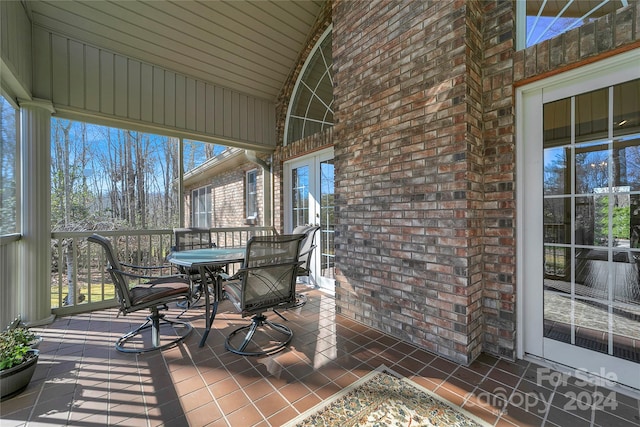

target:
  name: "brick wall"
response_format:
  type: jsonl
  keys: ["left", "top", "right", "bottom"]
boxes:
{"left": 184, "top": 162, "right": 264, "bottom": 228}
{"left": 481, "top": 0, "right": 517, "bottom": 360}
{"left": 275, "top": 0, "right": 640, "bottom": 365}
{"left": 330, "top": 0, "right": 640, "bottom": 365}
{"left": 332, "top": 0, "right": 488, "bottom": 364}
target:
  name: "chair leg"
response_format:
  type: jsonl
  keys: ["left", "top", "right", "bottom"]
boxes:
{"left": 116, "top": 308, "right": 193, "bottom": 353}
{"left": 225, "top": 314, "right": 293, "bottom": 356}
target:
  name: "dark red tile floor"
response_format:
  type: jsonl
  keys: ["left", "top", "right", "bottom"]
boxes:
{"left": 1, "top": 289, "right": 639, "bottom": 426}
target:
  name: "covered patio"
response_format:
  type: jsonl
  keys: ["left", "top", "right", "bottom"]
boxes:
{"left": 2, "top": 0, "right": 640, "bottom": 425}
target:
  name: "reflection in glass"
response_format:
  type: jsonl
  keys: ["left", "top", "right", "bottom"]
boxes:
{"left": 291, "top": 166, "right": 309, "bottom": 229}
{"left": 543, "top": 198, "right": 570, "bottom": 244}
{"left": 575, "top": 195, "right": 606, "bottom": 246}
{"left": 544, "top": 147, "right": 569, "bottom": 195}
{"left": 632, "top": 194, "right": 640, "bottom": 249}
{"left": 576, "top": 88, "right": 608, "bottom": 143}
{"left": 613, "top": 137, "right": 640, "bottom": 191}
{"left": 320, "top": 159, "right": 335, "bottom": 280}
{"left": 576, "top": 306, "right": 610, "bottom": 355}
{"left": 542, "top": 79, "right": 640, "bottom": 364}
{"left": 544, "top": 98, "right": 571, "bottom": 147}
{"left": 575, "top": 142, "right": 609, "bottom": 194}
{"left": 613, "top": 79, "right": 640, "bottom": 137}
{"left": 544, "top": 245, "right": 569, "bottom": 278}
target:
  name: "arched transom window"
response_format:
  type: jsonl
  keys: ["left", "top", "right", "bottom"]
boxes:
{"left": 284, "top": 26, "right": 333, "bottom": 145}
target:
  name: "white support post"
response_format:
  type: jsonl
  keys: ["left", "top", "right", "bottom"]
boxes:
{"left": 19, "top": 99, "right": 56, "bottom": 326}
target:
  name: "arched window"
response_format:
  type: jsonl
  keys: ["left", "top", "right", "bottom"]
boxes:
{"left": 284, "top": 26, "right": 333, "bottom": 145}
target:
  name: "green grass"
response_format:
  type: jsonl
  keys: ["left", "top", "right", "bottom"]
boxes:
{"left": 51, "top": 283, "right": 116, "bottom": 308}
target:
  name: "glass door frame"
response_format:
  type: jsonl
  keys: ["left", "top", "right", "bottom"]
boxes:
{"left": 517, "top": 49, "right": 640, "bottom": 390}
{"left": 284, "top": 147, "right": 335, "bottom": 292}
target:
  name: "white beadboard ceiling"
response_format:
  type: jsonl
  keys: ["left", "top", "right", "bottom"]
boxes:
{"left": 26, "top": 0, "right": 325, "bottom": 101}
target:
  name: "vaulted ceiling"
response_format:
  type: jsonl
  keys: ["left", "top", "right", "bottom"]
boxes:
{"left": 26, "top": 0, "right": 326, "bottom": 101}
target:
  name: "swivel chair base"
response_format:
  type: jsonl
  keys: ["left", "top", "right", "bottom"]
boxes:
{"left": 225, "top": 314, "right": 293, "bottom": 356}
{"left": 116, "top": 308, "right": 193, "bottom": 353}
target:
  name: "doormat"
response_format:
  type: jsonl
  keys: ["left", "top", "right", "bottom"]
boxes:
{"left": 284, "top": 365, "right": 491, "bottom": 427}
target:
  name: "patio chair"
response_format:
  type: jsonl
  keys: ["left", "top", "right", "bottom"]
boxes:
{"left": 88, "top": 234, "right": 193, "bottom": 353}
{"left": 224, "top": 234, "right": 305, "bottom": 356}
{"left": 291, "top": 224, "right": 321, "bottom": 307}
{"left": 172, "top": 227, "right": 215, "bottom": 251}
{"left": 292, "top": 224, "right": 321, "bottom": 279}
{"left": 172, "top": 228, "right": 217, "bottom": 307}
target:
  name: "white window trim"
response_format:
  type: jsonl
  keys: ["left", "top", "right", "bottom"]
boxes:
{"left": 246, "top": 169, "right": 258, "bottom": 221}
{"left": 191, "top": 185, "right": 212, "bottom": 228}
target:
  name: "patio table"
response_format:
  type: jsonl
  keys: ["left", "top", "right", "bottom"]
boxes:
{"left": 167, "top": 247, "right": 245, "bottom": 347}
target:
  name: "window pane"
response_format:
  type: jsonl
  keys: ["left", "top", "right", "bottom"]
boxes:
{"left": 576, "top": 88, "right": 609, "bottom": 143}
{"left": 523, "top": 1, "right": 619, "bottom": 48}
{"left": 575, "top": 142, "right": 609, "bottom": 194}
{"left": 0, "top": 96, "right": 18, "bottom": 234}
{"left": 613, "top": 79, "right": 640, "bottom": 137}
{"left": 612, "top": 137, "right": 640, "bottom": 191}
{"left": 246, "top": 171, "right": 257, "bottom": 218}
{"left": 544, "top": 98, "right": 571, "bottom": 147}
{"left": 543, "top": 198, "right": 570, "bottom": 244}
{"left": 191, "top": 186, "right": 211, "bottom": 228}
{"left": 291, "top": 166, "right": 309, "bottom": 228}
{"left": 544, "top": 146, "right": 570, "bottom": 195}
{"left": 285, "top": 29, "right": 333, "bottom": 145}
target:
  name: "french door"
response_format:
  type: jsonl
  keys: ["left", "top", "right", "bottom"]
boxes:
{"left": 284, "top": 148, "right": 335, "bottom": 292}
{"left": 519, "top": 51, "right": 640, "bottom": 390}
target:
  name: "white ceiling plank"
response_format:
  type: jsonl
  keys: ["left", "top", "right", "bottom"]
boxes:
{"left": 32, "top": 11, "right": 282, "bottom": 100}
{"left": 32, "top": 2, "right": 284, "bottom": 94}
{"left": 29, "top": 0, "right": 326, "bottom": 101}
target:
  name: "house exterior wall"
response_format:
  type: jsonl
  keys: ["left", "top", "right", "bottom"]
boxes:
{"left": 273, "top": 0, "right": 640, "bottom": 366}
{"left": 184, "top": 163, "right": 264, "bottom": 229}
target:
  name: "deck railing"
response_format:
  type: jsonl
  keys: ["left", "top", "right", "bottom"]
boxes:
{"left": 50, "top": 226, "right": 277, "bottom": 316}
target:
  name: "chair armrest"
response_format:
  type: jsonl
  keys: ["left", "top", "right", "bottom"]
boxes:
{"left": 111, "top": 267, "right": 188, "bottom": 282}
{"left": 120, "top": 262, "right": 180, "bottom": 275}
{"left": 298, "top": 244, "right": 317, "bottom": 258}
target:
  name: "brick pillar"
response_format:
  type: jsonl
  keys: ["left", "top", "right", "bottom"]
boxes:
{"left": 332, "top": 0, "right": 485, "bottom": 364}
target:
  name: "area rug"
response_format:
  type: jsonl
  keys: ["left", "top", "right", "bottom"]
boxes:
{"left": 284, "top": 365, "right": 491, "bottom": 427}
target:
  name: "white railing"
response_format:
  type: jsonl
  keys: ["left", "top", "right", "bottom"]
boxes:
{"left": 50, "top": 226, "right": 277, "bottom": 316}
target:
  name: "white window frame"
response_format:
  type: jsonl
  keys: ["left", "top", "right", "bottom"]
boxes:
{"left": 246, "top": 169, "right": 258, "bottom": 220}
{"left": 191, "top": 185, "right": 211, "bottom": 228}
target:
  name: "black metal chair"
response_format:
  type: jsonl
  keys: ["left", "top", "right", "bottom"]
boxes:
{"left": 172, "top": 228, "right": 217, "bottom": 308}
{"left": 224, "top": 234, "right": 305, "bottom": 356}
{"left": 88, "top": 234, "right": 193, "bottom": 353}
{"left": 173, "top": 227, "right": 215, "bottom": 251}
